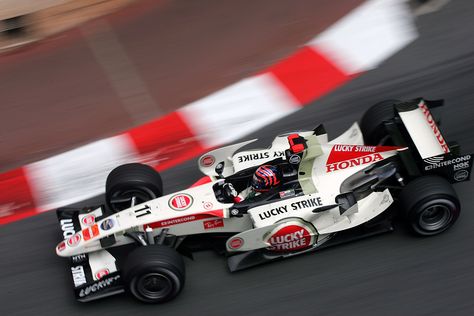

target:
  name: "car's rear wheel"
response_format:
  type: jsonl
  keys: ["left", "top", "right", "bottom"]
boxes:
{"left": 123, "top": 245, "right": 185, "bottom": 303}
{"left": 399, "top": 176, "right": 460, "bottom": 236}
{"left": 360, "top": 99, "right": 400, "bottom": 145}
{"left": 106, "top": 163, "right": 163, "bottom": 212}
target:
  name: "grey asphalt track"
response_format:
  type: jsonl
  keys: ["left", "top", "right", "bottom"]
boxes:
{"left": 1, "top": 1, "right": 474, "bottom": 315}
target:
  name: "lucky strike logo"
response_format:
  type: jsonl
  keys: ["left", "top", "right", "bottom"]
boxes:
{"left": 419, "top": 102, "right": 450, "bottom": 153}
{"left": 265, "top": 224, "right": 314, "bottom": 253}
{"left": 168, "top": 193, "right": 193, "bottom": 211}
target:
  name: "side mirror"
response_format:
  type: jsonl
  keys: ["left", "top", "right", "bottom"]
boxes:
{"left": 215, "top": 161, "right": 225, "bottom": 178}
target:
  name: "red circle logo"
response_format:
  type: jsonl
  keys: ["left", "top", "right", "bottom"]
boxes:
{"left": 200, "top": 155, "right": 215, "bottom": 167}
{"left": 95, "top": 268, "right": 110, "bottom": 280}
{"left": 229, "top": 237, "right": 244, "bottom": 249}
{"left": 81, "top": 214, "right": 95, "bottom": 226}
{"left": 169, "top": 193, "right": 193, "bottom": 211}
{"left": 266, "top": 224, "right": 313, "bottom": 253}
{"left": 57, "top": 241, "right": 66, "bottom": 252}
{"left": 67, "top": 233, "right": 81, "bottom": 247}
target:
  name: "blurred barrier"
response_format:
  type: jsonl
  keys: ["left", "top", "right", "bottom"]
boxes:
{"left": 0, "top": 0, "right": 134, "bottom": 52}
{"left": 0, "top": 0, "right": 417, "bottom": 225}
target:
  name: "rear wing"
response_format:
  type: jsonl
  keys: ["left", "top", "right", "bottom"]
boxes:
{"left": 397, "top": 99, "right": 449, "bottom": 159}
{"left": 386, "top": 99, "right": 472, "bottom": 183}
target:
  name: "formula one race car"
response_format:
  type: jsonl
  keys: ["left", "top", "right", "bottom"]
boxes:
{"left": 55, "top": 98, "right": 472, "bottom": 303}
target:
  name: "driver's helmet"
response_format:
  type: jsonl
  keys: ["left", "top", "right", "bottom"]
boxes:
{"left": 251, "top": 165, "right": 282, "bottom": 192}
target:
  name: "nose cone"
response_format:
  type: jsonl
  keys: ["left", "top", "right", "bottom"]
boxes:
{"left": 56, "top": 240, "right": 67, "bottom": 256}
{"left": 55, "top": 232, "right": 82, "bottom": 257}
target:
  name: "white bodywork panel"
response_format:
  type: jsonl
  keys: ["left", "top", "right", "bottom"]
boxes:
{"left": 198, "top": 139, "right": 258, "bottom": 177}
{"left": 329, "top": 122, "right": 364, "bottom": 145}
{"left": 78, "top": 207, "right": 103, "bottom": 230}
{"left": 318, "top": 190, "right": 393, "bottom": 234}
{"left": 57, "top": 182, "right": 248, "bottom": 257}
{"left": 198, "top": 130, "right": 328, "bottom": 177}
{"left": 312, "top": 144, "right": 401, "bottom": 196}
{"left": 88, "top": 250, "right": 118, "bottom": 281}
{"left": 249, "top": 193, "right": 332, "bottom": 228}
{"left": 227, "top": 189, "right": 393, "bottom": 252}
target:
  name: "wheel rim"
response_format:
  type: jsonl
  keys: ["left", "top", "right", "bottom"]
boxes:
{"left": 109, "top": 187, "right": 156, "bottom": 211}
{"left": 418, "top": 200, "right": 455, "bottom": 232}
{"left": 136, "top": 273, "right": 173, "bottom": 300}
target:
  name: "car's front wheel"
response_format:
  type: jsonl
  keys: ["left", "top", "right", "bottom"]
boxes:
{"left": 106, "top": 163, "right": 163, "bottom": 212}
{"left": 123, "top": 245, "right": 185, "bottom": 303}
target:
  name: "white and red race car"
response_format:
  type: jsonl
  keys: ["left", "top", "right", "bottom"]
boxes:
{"left": 55, "top": 98, "right": 472, "bottom": 303}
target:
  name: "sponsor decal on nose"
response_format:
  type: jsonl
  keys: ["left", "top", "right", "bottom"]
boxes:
{"left": 57, "top": 241, "right": 66, "bottom": 252}
{"left": 82, "top": 224, "right": 99, "bottom": 241}
{"left": 100, "top": 218, "right": 115, "bottom": 231}
{"left": 169, "top": 193, "right": 193, "bottom": 211}
{"left": 67, "top": 233, "right": 81, "bottom": 247}
{"left": 203, "top": 201, "right": 213, "bottom": 210}
{"left": 81, "top": 214, "right": 95, "bottom": 226}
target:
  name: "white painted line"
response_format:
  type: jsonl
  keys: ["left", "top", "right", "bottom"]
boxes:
{"left": 25, "top": 135, "right": 138, "bottom": 210}
{"left": 310, "top": 0, "right": 418, "bottom": 75}
{"left": 179, "top": 73, "right": 299, "bottom": 147}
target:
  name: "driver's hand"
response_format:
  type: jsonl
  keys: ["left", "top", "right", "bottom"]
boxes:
{"left": 223, "top": 183, "right": 238, "bottom": 198}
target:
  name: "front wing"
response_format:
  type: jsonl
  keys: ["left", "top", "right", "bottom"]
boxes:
{"left": 57, "top": 207, "right": 125, "bottom": 302}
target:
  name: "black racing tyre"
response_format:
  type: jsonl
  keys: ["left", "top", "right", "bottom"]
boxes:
{"left": 106, "top": 163, "right": 163, "bottom": 212}
{"left": 399, "top": 176, "right": 460, "bottom": 236}
{"left": 123, "top": 245, "right": 185, "bottom": 304}
{"left": 360, "top": 99, "right": 400, "bottom": 145}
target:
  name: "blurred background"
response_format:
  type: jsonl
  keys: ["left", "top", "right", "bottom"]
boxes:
{"left": 1, "top": 0, "right": 474, "bottom": 315}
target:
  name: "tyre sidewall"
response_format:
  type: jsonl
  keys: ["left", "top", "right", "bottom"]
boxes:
{"left": 128, "top": 264, "right": 183, "bottom": 303}
{"left": 106, "top": 181, "right": 162, "bottom": 212}
{"left": 106, "top": 163, "right": 163, "bottom": 212}
{"left": 123, "top": 246, "right": 185, "bottom": 303}
{"left": 408, "top": 194, "right": 460, "bottom": 236}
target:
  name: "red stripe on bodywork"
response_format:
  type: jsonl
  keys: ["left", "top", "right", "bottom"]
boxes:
{"left": 147, "top": 209, "right": 224, "bottom": 229}
{"left": 326, "top": 145, "right": 404, "bottom": 165}
{"left": 189, "top": 176, "right": 212, "bottom": 188}
{"left": 267, "top": 46, "right": 351, "bottom": 105}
